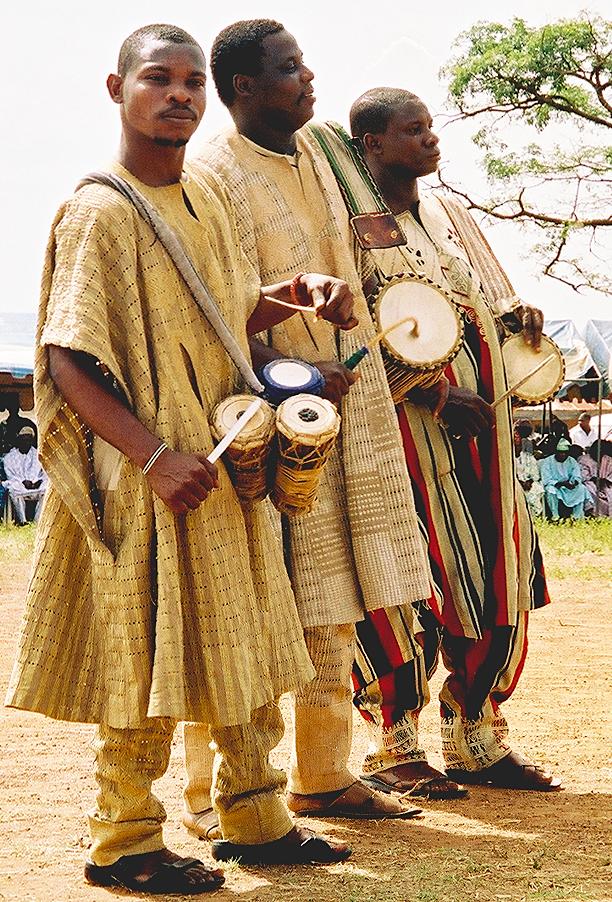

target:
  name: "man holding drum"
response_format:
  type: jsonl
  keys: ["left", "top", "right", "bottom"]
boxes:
{"left": 184, "top": 19, "right": 430, "bottom": 826}
{"left": 346, "top": 87, "right": 562, "bottom": 794}
{"left": 6, "top": 24, "right": 364, "bottom": 892}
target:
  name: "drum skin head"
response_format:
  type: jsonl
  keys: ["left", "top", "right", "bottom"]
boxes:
{"left": 501, "top": 334, "right": 565, "bottom": 404}
{"left": 374, "top": 275, "right": 463, "bottom": 367}
{"left": 210, "top": 394, "right": 275, "bottom": 444}
{"left": 266, "top": 359, "right": 317, "bottom": 389}
{"left": 276, "top": 394, "right": 340, "bottom": 441}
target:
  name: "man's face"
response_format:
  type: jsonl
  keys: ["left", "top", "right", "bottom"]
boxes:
{"left": 246, "top": 30, "right": 315, "bottom": 132}
{"left": 556, "top": 451, "right": 569, "bottom": 462}
{"left": 16, "top": 436, "right": 33, "bottom": 453}
{"left": 580, "top": 417, "right": 591, "bottom": 432}
{"left": 111, "top": 39, "right": 207, "bottom": 147}
{"left": 378, "top": 102, "right": 440, "bottom": 177}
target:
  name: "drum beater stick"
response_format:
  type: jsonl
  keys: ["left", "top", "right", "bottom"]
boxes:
{"left": 207, "top": 397, "right": 263, "bottom": 464}
{"left": 491, "top": 353, "right": 556, "bottom": 410}
{"left": 342, "top": 315, "right": 419, "bottom": 370}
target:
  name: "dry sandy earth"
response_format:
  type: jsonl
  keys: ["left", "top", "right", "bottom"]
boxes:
{"left": 0, "top": 534, "right": 610, "bottom": 902}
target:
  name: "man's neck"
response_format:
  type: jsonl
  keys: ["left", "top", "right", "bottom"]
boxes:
{"left": 232, "top": 110, "right": 297, "bottom": 156}
{"left": 117, "top": 136, "right": 186, "bottom": 187}
{"left": 367, "top": 162, "right": 420, "bottom": 216}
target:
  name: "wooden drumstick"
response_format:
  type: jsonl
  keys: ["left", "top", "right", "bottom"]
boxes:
{"left": 343, "top": 315, "right": 419, "bottom": 370}
{"left": 491, "top": 352, "right": 557, "bottom": 410}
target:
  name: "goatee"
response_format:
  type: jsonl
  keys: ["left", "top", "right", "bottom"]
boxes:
{"left": 153, "top": 137, "right": 188, "bottom": 148}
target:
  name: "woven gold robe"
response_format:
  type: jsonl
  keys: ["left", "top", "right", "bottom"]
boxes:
{"left": 191, "top": 129, "right": 429, "bottom": 638}
{"left": 6, "top": 164, "right": 314, "bottom": 729}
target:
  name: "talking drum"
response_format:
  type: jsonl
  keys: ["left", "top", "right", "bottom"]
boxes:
{"left": 500, "top": 334, "right": 565, "bottom": 405}
{"left": 210, "top": 394, "right": 276, "bottom": 505}
{"left": 369, "top": 274, "right": 464, "bottom": 402}
{"left": 272, "top": 394, "right": 341, "bottom": 517}
{"left": 261, "top": 358, "right": 325, "bottom": 406}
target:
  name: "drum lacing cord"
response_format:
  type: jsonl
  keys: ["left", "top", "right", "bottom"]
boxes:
{"left": 272, "top": 435, "right": 337, "bottom": 515}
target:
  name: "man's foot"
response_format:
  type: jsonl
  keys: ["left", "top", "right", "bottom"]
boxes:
{"left": 84, "top": 848, "right": 225, "bottom": 894}
{"left": 446, "top": 750, "right": 563, "bottom": 791}
{"left": 183, "top": 807, "right": 222, "bottom": 841}
{"left": 287, "top": 779, "right": 422, "bottom": 819}
{"left": 361, "top": 762, "right": 468, "bottom": 800}
{"left": 211, "top": 825, "right": 351, "bottom": 865}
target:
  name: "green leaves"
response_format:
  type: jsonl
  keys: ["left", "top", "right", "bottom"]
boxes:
{"left": 440, "top": 14, "right": 612, "bottom": 293}
{"left": 445, "top": 16, "right": 612, "bottom": 128}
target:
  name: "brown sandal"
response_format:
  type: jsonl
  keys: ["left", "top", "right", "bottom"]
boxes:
{"left": 84, "top": 849, "right": 225, "bottom": 894}
{"left": 446, "top": 751, "right": 563, "bottom": 791}
{"left": 287, "top": 779, "right": 422, "bottom": 819}
{"left": 361, "top": 762, "right": 468, "bottom": 800}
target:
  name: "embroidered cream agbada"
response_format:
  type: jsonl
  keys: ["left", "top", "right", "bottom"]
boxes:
{"left": 192, "top": 128, "right": 430, "bottom": 636}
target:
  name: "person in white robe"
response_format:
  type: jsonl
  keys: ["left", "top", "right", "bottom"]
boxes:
{"left": 2, "top": 426, "right": 47, "bottom": 524}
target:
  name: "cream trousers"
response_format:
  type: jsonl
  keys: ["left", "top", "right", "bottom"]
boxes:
{"left": 183, "top": 623, "right": 356, "bottom": 813}
{"left": 89, "top": 704, "right": 293, "bottom": 866}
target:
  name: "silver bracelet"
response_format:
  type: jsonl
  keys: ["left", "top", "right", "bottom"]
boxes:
{"left": 142, "top": 442, "right": 169, "bottom": 475}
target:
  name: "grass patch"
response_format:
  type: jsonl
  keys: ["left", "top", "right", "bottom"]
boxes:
{"left": 535, "top": 518, "right": 612, "bottom": 580}
{"left": 535, "top": 517, "right": 612, "bottom": 556}
{"left": 0, "top": 522, "right": 37, "bottom": 561}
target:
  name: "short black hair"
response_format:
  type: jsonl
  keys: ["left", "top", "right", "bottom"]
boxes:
{"left": 210, "top": 19, "right": 284, "bottom": 107}
{"left": 350, "top": 87, "right": 422, "bottom": 138}
{"left": 118, "top": 24, "right": 202, "bottom": 77}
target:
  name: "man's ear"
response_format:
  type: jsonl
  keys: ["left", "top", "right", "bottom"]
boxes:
{"left": 107, "top": 73, "right": 124, "bottom": 104}
{"left": 233, "top": 73, "right": 255, "bottom": 99}
{"left": 363, "top": 133, "right": 383, "bottom": 155}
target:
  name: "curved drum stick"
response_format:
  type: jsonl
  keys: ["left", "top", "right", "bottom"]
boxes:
{"left": 343, "top": 315, "right": 419, "bottom": 370}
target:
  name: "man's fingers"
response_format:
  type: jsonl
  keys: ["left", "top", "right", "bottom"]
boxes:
{"left": 194, "top": 456, "right": 219, "bottom": 488}
{"left": 522, "top": 306, "right": 543, "bottom": 350}
{"left": 310, "top": 285, "right": 328, "bottom": 314}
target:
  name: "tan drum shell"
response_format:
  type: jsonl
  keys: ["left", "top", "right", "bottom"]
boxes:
{"left": 210, "top": 394, "right": 276, "bottom": 505}
{"left": 369, "top": 274, "right": 464, "bottom": 403}
{"left": 501, "top": 334, "right": 565, "bottom": 405}
{"left": 272, "top": 394, "right": 341, "bottom": 517}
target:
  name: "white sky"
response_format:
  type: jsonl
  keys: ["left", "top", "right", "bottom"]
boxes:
{"left": 2, "top": 0, "right": 610, "bottom": 325}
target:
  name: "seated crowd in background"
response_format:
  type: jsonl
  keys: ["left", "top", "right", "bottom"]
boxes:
{"left": 513, "top": 416, "right": 612, "bottom": 521}
{"left": 0, "top": 393, "right": 46, "bottom": 525}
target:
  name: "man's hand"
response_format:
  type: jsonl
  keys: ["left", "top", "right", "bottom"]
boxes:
{"left": 517, "top": 304, "right": 544, "bottom": 350}
{"left": 407, "top": 376, "right": 450, "bottom": 420}
{"left": 145, "top": 450, "right": 219, "bottom": 515}
{"left": 441, "top": 385, "right": 495, "bottom": 438}
{"left": 314, "top": 360, "right": 359, "bottom": 404}
{"left": 297, "top": 274, "right": 358, "bottom": 331}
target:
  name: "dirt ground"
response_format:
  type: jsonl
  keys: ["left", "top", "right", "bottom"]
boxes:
{"left": 1, "top": 531, "right": 610, "bottom": 902}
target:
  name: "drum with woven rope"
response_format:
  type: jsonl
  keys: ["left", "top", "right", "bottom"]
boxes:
{"left": 500, "top": 334, "right": 565, "bottom": 406}
{"left": 272, "top": 394, "right": 341, "bottom": 517}
{"left": 209, "top": 394, "right": 276, "bottom": 505}
{"left": 369, "top": 273, "right": 464, "bottom": 403}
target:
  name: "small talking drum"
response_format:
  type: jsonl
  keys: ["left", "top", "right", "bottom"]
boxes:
{"left": 369, "top": 274, "right": 464, "bottom": 403}
{"left": 272, "top": 394, "right": 341, "bottom": 517}
{"left": 261, "top": 358, "right": 325, "bottom": 406}
{"left": 210, "top": 394, "right": 276, "bottom": 505}
{"left": 501, "top": 333, "right": 565, "bottom": 405}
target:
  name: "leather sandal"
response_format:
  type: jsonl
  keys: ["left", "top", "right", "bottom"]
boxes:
{"left": 287, "top": 779, "right": 422, "bottom": 819}
{"left": 446, "top": 751, "right": 563, "bottom": 791}
{"left": 361, "top": 763, "right": 468, "bottom": 800}
{"left": 183, "top": 807, "right": 221, "bottom": 841}
{"left": 211, "top": 827, "right": 352, "bottom": 865}
{"left": 84, "top": 849, "right": 225, "bottom": 894}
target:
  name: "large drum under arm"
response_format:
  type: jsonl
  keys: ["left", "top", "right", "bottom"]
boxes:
{"left": 369, "top": 274, "right": 464, "bottom": 403}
